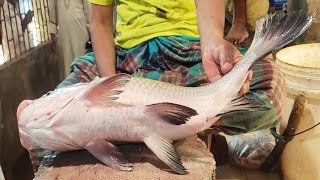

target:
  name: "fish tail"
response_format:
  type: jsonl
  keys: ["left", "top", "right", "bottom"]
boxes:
{"left": 242, "top": 11, "right": 314, "bottom": 69}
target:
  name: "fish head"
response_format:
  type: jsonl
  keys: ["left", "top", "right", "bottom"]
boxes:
{"left": 16, "top": 85, "right": 84, "bottom": 150}
{"left": 16, "top": 90, "right": 62, "bottom": 150}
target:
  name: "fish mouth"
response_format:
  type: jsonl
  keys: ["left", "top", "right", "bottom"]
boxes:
{"left": 17, "top": 100, "right": 32, "bottom": 118}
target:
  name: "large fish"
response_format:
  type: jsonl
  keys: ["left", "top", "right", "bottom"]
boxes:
{"left": 16, "top": 12, "right": 313, "bottom": 174}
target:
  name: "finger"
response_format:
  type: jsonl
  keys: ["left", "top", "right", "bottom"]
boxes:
{"left": 208, "top": 74, "right": 222, "bottom": 83}
{"left": 202, "top": 49, "right": 222, "bottom": 82}
{"left": 234, "top": 39, "right": 238, "bottom": 45}
{"left": 246, "top": 70, "right": 253, "bottom": 82}
{"left": 233, "top": 39, "right": 237, "bottom": 45}
{"left": 219, "top": 47, "right": 233, "bottom": 74}
{"left": 239, "top": 82, "right": 250, "bottom": 94}
{"left": 244, "top": 70, "right": 253, "bottom": 84}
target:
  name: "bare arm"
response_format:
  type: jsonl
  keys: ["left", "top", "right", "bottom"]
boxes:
{"left": 194, "top": 0, "right": 225, "bottom": 50}
{"left": 90, "top": 3, "right": 116, "bottom": 77}
{"left": 194, "top": 0, "right": 251, "bottom": 93}
{"left": 195, "top": 0, "right": 236, "bottom": 76}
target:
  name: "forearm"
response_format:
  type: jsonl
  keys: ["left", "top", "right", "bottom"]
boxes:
{"left": 91, "top": 4, "right": 116, "bottom": 77}
{"left": 194, "top": 0, "right": 225, "bottom": 52}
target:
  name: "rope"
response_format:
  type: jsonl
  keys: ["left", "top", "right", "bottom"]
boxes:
{"left": 270, "top": 122, "right": 320, "bottom": 142}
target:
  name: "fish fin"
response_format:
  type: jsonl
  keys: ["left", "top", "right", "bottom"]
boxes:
{"left": 218, "top": 94, "right": 269, "bottom": 116}
{"left": 144, "top": 133, "right": 188, "bottom": 175}
{"left": 85, "top": 140, "right": 132, "bottom": 171}
{"left": 244, "top": 11, "right": 314, "bottom": 70}
{"left": 131, "top": 69, "right": 144, "bottom": 78}
{"left": 82, "top": 73, "right": 131, "bottom": 106}
{"left": 146, "top": 103, "right": 198, "bottom": 125}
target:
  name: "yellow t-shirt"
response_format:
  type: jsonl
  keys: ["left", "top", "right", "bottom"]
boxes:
{"left": 89, "top": 0, "right": 199, "bottom": 49}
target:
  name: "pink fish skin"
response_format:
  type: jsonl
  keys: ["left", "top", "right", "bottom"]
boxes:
{"left": 17, "top": 75, "right": 204, "bottom": 174}
{"left": 16, "top": 12, "right": 313, "bottom": 174}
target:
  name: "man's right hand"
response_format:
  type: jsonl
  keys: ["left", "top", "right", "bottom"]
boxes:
{"left": 202, "top": 38, "right": 252, "bottom": 94}
{"left": 50, "top": 33, "right": 57, "bottom": 53}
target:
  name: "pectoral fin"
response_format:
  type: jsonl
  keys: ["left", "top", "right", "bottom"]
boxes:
{"left": 146, "top": 103, "right": 198, "bottom": 125}
{"left": 85, "top": 141, "right": 132, "bottom": 171}
{"left": 218, "top": 94, "right": 270, "bottom": 116}
{"left": 144, "top": 133, "right": 188, "bottom": 175}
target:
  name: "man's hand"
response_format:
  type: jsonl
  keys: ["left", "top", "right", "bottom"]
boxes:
{"left": 202, "top": 38, "right": 252, "bottom": 94}
{"left": 50, "top": 33, "right": 57, "bottom": 53}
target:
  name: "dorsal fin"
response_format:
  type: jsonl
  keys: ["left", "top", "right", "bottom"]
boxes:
{"left": 82, "top": 73, "right": 131, "bottom": 106}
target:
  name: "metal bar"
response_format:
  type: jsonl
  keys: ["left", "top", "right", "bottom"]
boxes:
{"left": 38, "top": 0, "right": 43, "bottom": 42}
{"left": 39, "top": 0, "right": 46, "bottom": 42}
{"left": 44, "top": 0, "right": 49, "bottom": 41}
{"left": 32, "top": 0, "right": 42, "bottom": 42}
{"left": 17, "top": 2, "right": 27, "bottom": 53}
{"left": 0, "top": 10, "right": 5, "bottom": 63}
{"left": 27, "top": 0, "right": 34, "bottom": 48}
{"left": 1, "top": 5, "right": 12, "bottom": 61}
{"left": 6, "top": 2, "right": 18, "bottom": 58}
{"left": 13, "top": 4, "right": 23, "bottom": 55}
{"left": 21, "top": 1, "right": 28, "bottom": 48}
